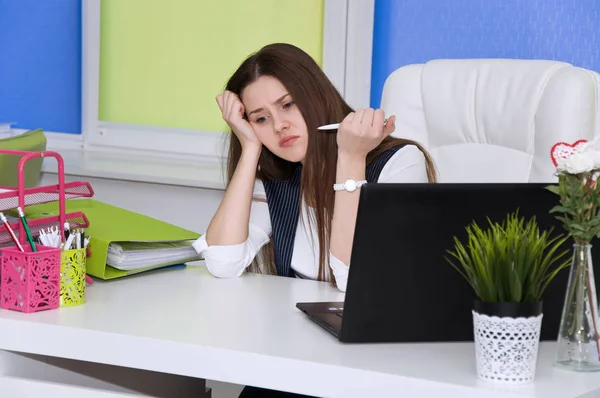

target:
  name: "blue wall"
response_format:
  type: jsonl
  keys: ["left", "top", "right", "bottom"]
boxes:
{"left": 371, "top": 0, "right": 600, "bottom": 108}
{"left": 0, "top": 0, "right": 81, "bottom": 134}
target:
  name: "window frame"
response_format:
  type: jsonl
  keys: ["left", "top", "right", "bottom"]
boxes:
{"left": 46, "top": 0, "right": 376, "bottom": 165}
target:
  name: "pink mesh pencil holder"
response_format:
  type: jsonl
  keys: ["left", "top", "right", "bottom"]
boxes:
{"left": 0, "top": 245, "right": 61, "bottom": 313}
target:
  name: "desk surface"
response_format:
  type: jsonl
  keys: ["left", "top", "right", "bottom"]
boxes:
{"left": 0, "top": 266, "right": 599, "bottom": 398}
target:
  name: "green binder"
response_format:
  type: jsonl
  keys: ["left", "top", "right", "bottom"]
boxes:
{"left": 0, "top": 129, "right": 47, "bottom": 188}
{"left": 22, "top": 199, "right": 202, "bottom": 279}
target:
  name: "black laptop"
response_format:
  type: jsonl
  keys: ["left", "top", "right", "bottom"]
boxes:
{"left": 296, "top": 183, "right": 596, "bottom": 343}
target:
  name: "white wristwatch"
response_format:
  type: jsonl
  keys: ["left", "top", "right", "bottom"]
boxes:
{"left": 333, "top": 178, "right": 367, "bottom": 192}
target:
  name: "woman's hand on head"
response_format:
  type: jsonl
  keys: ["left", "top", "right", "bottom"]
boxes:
{"left": 337, "top": 108, "right": 396, "bottom": 160}
{"left": 217, "top": 91, "right": 262, "bottom": 152}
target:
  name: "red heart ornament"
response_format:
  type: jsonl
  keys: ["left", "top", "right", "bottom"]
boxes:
{"left": 550, "top": 139, "right": 588, "bottom": 166}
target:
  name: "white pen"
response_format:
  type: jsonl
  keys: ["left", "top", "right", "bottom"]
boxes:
{"left": 317, "top": 118, "right": 389, "bottom": 131}
{"left": 316, "top": 123, "right": 341, "bottom": 130}
{"left": 39, "top": 230, "right": 47, "bottom": 246}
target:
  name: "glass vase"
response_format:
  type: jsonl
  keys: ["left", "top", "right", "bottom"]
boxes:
{"left": 555, "top": 244, "right": 600, "bottom": 372}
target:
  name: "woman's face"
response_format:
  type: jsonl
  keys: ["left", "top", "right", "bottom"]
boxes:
{"left": 241, "top": 75, "right": 308, "bottom": 163}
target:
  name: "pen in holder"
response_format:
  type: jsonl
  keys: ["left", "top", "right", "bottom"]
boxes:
{"left": 60, "top": 247, "right": 86, "bottom": 307}
{"left": 0, "top": 245, "right": 61, "bottom": 313}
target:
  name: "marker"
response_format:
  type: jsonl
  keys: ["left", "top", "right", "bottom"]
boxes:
{"left": 65, "top": 233, "right": 75, "bottom": 250}
{"left": 64, "top": 222, "right": 70, "bottom": 241}
{"left": 17, "top": 207, "right": 36, "bottom": 252}
{"left": 0, "top": 212, "right": 24, "bottom": 252}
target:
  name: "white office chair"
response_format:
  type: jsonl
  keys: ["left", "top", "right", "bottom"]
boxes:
{"left": 380, "top": 59, "right": 600, "bottom": 182}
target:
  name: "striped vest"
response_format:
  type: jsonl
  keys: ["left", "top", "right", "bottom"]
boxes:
{"left": 263, "top": 145, "right": 404, "bottom": 277}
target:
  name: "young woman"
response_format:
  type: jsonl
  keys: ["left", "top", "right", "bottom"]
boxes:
{"left": 193, "top": 42, "right": 436, "bottom": 398}
{"left": 193, "top": 43, "right": 436, "bottom": 294}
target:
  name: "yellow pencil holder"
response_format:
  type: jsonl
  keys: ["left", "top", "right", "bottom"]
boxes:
{"left": 60, "top": 248, "right": 86, "bottom": 307}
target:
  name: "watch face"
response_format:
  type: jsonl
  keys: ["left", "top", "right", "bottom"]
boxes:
{"left": 344, "top": 179, "right": 357, "bottom": 192}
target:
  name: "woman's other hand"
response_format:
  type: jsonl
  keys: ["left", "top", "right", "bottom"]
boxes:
{"left": 217, "top": 91, "right": 262, "bottom": 151}
{"left": 337, "top": 108, "right": 396, "bottom": 160}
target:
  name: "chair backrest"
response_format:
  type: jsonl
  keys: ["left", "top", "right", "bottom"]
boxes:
{"left": 380, "top": 59, "right": 600, "bottom": 182}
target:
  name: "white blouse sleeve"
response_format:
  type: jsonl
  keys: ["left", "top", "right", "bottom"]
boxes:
{"left": 192, "top": 180, "right": 271, "bottom": 278}
{"left": 329, "top": 145, "right": 429, "bottom": 292}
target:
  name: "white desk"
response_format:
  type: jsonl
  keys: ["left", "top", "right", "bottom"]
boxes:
{"left": 0, "top": 266, "right": 599, "bottom": 397}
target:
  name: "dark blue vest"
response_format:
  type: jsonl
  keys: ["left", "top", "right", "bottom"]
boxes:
{"left": 263, "top": 146, "right": 404, "bottom": 277}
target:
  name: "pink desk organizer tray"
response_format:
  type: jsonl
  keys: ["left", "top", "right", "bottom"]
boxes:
{"left": 0, "top": 149, "right": 94, "bottom": 245}
{"left": 0, "top": 149, "right": 94, "bottom": 312}
{"left": 0, "top": 245, "right": 61, "bottom": 312}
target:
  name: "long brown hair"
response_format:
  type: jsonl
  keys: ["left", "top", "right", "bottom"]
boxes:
{"left": 224, "top": 43, "right": 436, "bottom": 281}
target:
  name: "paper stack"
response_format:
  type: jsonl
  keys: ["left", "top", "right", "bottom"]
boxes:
{"left": 0, "top": 122, "right": 15, "bottom": 138}
{"left": 107, "top": 240, "right": 201, "bottom": 271}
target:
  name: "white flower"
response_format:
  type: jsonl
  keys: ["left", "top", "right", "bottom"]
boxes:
{"left": 560, "top": 152, "right": 596, "bottom": 174}
{"left": 593, "top": 151, "right": 600, "bottom": 168}
{"left": 594, "top": 138, "right": 600, "bottom": 151}
{"left": 581, "top": 136, "right": 600, "bottom": 168}
{"left": 582, "top": 136, "right": 600, "bottom": 152}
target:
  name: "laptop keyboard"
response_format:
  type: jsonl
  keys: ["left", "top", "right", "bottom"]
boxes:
{"left": 327, "top": 306, "right": 343, "bottom": 318}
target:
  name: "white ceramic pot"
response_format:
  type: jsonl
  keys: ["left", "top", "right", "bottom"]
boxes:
{"left": 472, "top": 309, "right": 543, "bottom": 384}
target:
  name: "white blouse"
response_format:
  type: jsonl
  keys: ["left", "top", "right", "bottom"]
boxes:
{"left": 192, "top": 145, "right": 430, "bottom": 292}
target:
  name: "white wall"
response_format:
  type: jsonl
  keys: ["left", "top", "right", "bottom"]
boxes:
{"left": 39, "top": 173, "right": 224, "bottom": 234}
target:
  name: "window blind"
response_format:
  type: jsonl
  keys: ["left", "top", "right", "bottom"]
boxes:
{"left": 98, "top": 0, "right": 324, "bottom": 133}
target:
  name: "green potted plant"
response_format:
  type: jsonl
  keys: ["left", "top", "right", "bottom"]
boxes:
{"left": 445, "top": 211, "right": 571, "bottom": 384}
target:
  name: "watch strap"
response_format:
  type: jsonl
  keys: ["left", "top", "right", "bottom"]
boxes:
{"left": 333, "top": 179, "right": 367, "bottom": 192}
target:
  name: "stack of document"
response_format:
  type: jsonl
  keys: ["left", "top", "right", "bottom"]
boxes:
{"left": 0, "top": 122, "right": 16, "bottom": 138}
{"left": 107, "top": 240, "right": 201, "bottom": 271}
